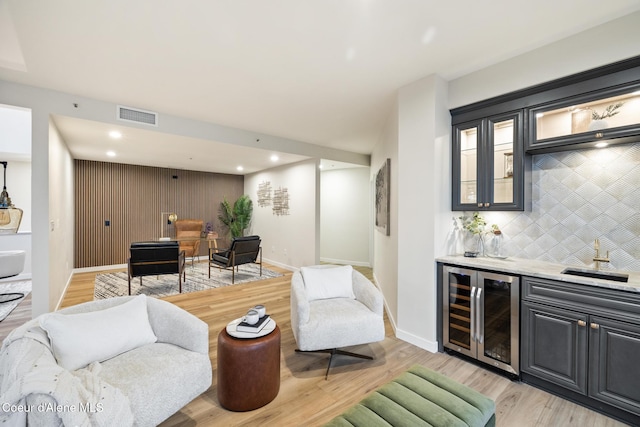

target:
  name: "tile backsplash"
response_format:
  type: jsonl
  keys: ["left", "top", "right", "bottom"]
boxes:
{"left": 459, "top": 142, "right": 640, "bottom": 272}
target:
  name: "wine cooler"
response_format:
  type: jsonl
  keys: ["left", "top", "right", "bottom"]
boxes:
{"left": 442, "top": 265, "right": 520, "bottom": 375}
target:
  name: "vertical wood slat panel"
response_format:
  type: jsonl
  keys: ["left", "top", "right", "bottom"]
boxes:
{"left": 74, "top": 160, "right": 243, "bottom": 268}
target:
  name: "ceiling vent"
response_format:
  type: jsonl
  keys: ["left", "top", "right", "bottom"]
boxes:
{"left": 117, "top": 105, "right": 158, "bottom": 126}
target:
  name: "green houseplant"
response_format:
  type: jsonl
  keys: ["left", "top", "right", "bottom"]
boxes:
{"left": 218, "top": 195, "right": 253, "bottom": 238}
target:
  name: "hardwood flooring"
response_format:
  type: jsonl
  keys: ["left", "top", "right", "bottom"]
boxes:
{"left": 0, "top": 264, "right": 628, "bottom": 426}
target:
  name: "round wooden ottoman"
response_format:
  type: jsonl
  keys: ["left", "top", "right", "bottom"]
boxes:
{"left": 217, "top": 325, "right": 281, "bottom": 411}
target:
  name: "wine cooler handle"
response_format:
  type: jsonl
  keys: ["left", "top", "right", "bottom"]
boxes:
{"left": 476, "top": 288, "right": 483, "bottom": 343}
{"left": 470, "top": 286, "right": 477, "bottom": 342}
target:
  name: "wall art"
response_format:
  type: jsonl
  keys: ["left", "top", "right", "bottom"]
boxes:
{"left": 272, "top": 187, "right": 290, "bottom": 216}
{"left": 375, "top": 158, "right": 390, "bottom": 236}
{"left": 257, "top": 181, "right": 272, "bottom": 207}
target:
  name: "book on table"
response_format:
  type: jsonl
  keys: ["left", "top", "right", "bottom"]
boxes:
{"left": 237, "top": 315, "right": 271, "bottom": 333}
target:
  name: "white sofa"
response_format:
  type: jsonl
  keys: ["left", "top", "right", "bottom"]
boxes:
{"left": 0, "top": 296, "right": 212, "bottom": 427}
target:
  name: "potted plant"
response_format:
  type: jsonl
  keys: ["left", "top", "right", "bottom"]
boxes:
{"left": 218, "top": 195, "right": 253, "bottom": 238}
{"left": 458, "top": 212, "right": 501, "bottom": 257}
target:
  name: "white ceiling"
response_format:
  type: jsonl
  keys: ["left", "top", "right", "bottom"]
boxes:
{"left": 2, "top": 0, "right": 640, "bottom": 174}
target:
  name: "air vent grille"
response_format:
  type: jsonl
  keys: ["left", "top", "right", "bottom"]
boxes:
{"left": 117, "top": 105, "right": 158, "bottom": 126}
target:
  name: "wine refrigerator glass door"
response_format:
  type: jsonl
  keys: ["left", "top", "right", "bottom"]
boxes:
{"left": 477, "top": 271, "right": 520, "bottom": 375}
{"left": 443, "top": 266, "right": 477, "bottom": 358}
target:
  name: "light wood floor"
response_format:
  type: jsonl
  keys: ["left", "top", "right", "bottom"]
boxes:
{"left": 1, "top": 263, "right": 628, "bottom": 427}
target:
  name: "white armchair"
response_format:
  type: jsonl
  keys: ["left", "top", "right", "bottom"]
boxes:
{"left": 0, "top": 295, "right": 212, "bottom": 427}
{"left": 291, "top": 265, "right": 385, "bottom": 379}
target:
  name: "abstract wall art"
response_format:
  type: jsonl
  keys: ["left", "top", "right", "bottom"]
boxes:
{"left": 257, "top": 181, "right": 272, "bottom": 207}
{"left": 375, "top": 158, "right": 390, "bottom": 236}
{"left": 272, "top": 187, "right": 290, "bottom": 216}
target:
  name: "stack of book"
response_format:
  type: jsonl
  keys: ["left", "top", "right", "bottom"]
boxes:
{"left": 237, "top": 315, "right": 271, "bottom": 333}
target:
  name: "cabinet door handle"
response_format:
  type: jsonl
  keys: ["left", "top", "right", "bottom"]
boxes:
{"left": 470, "top": 286, "right": 477, "bottom": 342}
{"left": 578, "top": 320, "right": 586, "bottom": 327}
{"left": 476, "top": 287, "right": 483, "bottom": 344}
{"left": 477, "top": 203, "right": 483, "bottom": 208}
{"left": 483, "top": 202, "right": 490, "bottom": 208}
{"left": 590, "top": 323, "right": 599, "bottom": 330}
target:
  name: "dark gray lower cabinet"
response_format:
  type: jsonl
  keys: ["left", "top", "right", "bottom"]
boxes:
{"left": 521, "top": 301, "right": 587, "bottom": 395}
{"left": 589, "top": 316, "right": 640, "bottom": 416}
{"left": 521, "top": 276, "right": 640, "bottom": 425}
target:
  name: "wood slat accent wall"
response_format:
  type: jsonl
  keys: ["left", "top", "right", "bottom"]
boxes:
{"left": 74, "top": 160, "right": 244, "bottom": 268}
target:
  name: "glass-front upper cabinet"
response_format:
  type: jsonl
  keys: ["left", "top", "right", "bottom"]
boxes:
{"left": 527, "top": 84, "right": 640, "bottom": 152}
{"left": 452, "top": 111, "right": 526, "bottom": 211}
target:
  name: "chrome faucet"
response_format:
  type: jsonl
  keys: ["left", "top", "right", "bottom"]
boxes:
{"left": 593, "top": 239, "right": 610, "bottom": 270}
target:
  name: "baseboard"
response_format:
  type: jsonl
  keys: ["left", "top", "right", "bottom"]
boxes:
{"left": 320, "top": 257, "right": 371, "bottom": 267}
{"left": 261, "top": 257, "right": 297, "bottom": 272}
{"left": 372, "top": 271, "right": 437, "bottom": 353}
{"left": 395, "top": 329, "right": 439, "bottom": 354}
{"left": 74, "top": 263, "right": 128, "bottom": 273}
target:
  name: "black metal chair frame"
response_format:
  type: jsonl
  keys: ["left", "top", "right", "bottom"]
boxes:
{"left": 208, "top": 236, "right": 262, "bottom": 284}
{"left": 127, "top": 242, "right": 186, "bottom": 295}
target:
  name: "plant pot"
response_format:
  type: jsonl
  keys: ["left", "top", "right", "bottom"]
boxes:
{"left": 588, "top": 119, "right": 608, "bottom": 131}
{"left": 463, "top": 233, "right": 483, "bottom": 257}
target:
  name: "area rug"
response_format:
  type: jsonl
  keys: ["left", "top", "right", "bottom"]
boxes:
{"left": 95, "top": 262, "right": 282, "bottom": 299}
{"left": 0, "top": 281, "right": 31, "bottom": 322}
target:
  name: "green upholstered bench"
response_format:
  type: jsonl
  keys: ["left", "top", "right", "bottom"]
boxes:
{"left": 324, "top": 365, "right": 496, "bottom": 427}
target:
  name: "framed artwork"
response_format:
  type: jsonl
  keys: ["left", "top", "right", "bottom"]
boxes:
{"left": 375, "top": 158, "right": 390, "bottom": 236}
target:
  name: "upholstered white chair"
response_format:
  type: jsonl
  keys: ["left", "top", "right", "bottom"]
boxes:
{"left": 0, "top": 295, "right": 212, "bottom": 427}
{"left": 290, "top": 264, "right": 385, "bottom": 379}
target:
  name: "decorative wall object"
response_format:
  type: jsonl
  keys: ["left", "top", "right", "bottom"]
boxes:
{"left": 272, "top": 187, "right": 290, "bottom": 216}
{"left": 257, "top": 181, "right": 272, "bottom": 207}
{"left": 375, "top": 158, "right": 390, "bottom": 236}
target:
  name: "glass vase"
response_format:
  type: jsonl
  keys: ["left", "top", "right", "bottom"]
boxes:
{"left": 463, "top": 233, "right": 483, "bottom": 257}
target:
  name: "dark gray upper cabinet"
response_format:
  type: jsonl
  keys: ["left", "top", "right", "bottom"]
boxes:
{"left": 450, "top": 57, "right": 640, "bottom": 210}
{"left": 452, "top": 110, "right": 529, "bottom": 211}
{"left": 526, "top": 83, "right": 640, "bottom": 153}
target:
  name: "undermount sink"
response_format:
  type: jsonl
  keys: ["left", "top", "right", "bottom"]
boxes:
{"left": 561, "top": 267, "right": 629, "bottom": 283}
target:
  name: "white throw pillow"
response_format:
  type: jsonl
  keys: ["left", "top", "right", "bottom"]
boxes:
{"left": 301, "top": 265, "right": 355, "bottom": 301}
{"left": 40, "top": 295, "right": 158, "bottom": 371}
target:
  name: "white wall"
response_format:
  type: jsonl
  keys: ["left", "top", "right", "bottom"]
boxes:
{"left": 448, "top": 11, "right": 640, "bottom": 109}
{"left": 395, "top": 75, "right": 449, "bottom": 353}
{"left": 320, "top": 166, "right": 370, "bottom": 266}
{"left": 0, "top": 104, "right": 31, "bottom": 159}
{"left": 245, "top": 159, "right": 319, "bottom": 270}
{"left": 371, "top": 101, "right": 399, "bottom": 329}
{"left": 0, "top": 83, "right": 77, "bottom": 316}
{"left": 48, "top": 120, "right": 74, "bottom": 310}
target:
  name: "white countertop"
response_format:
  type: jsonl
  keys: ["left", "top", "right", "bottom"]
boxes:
{"left": 436, "top": 255, "right": 640, "bottom": 293}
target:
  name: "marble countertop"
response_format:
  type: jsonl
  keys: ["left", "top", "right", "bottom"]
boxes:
{"left": 436, "top": 255, "right": 640, "bottom": 293}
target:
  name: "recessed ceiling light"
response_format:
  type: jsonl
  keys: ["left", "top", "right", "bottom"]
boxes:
{"left": 595, "top": 142, "right": 608, "bottom": 148}
{"left": 270, "top": 155, "right": 279, "bottom": 162}
{"left": 109, "top": 131, "right": 122, "bottom": 139}
{"left": 106, "top": 151, "right": 116, "bottom": 157}
{"left": 237, "top": 166, "right": 244, "bottom": 171}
